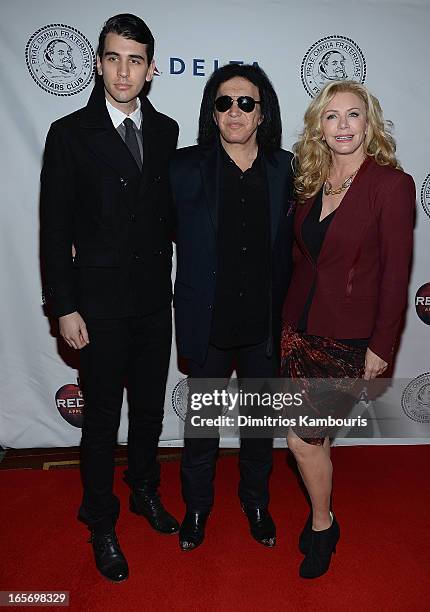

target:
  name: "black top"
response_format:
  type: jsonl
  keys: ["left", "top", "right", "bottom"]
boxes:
{"left": 298, "top": 189, "right": 368, "bottom": 347}
{"left": 210, "top": 148, "right": 271, "bottom": 348}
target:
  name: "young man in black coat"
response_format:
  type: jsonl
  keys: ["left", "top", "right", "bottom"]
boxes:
{"left": 41, "top": 14, "right": 179, "bottom": 582}
{"left": 170, "top": 64, "right": 294, "bottom": 551}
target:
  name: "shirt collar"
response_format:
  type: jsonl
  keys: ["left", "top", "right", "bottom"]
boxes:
{"left": 105, "top": 96, "right": 142, "bottom": 130}
{"left": 220, "top": 141, "right": 262, "bottom": 172}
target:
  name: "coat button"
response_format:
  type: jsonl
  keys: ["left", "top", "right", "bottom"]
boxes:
{"left": 154, "top": 176, "right": 162, "bottom": 183}
{"left": 120, "top": 178, "right": 128, "bottom": 188}
{"left": 132, "top": 252, "right": 140, "bottom": 261}
{"left": 208, "top": 304, "right": 213, "bottom": 310}
{"left": 130, "top": 213, "right": 136, "bottom": 222}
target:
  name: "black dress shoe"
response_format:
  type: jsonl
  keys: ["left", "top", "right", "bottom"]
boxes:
{"left": 179, "top": 510, "right": 210, "bottom": 551}
{"left": 130, "top": 490, "right": 179, "bottom": 534}
{"left": 241, "top": 505, "right": 276, "bottom": 547}
{"left": 299, "top": 514, "right": 340, "bottom": 579}
{"left": 90, "top": 528, "right": 129, "bottom": 583}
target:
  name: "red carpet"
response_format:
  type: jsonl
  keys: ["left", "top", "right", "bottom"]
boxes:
{"left": 0, "top": 447, "right": 429, "bottom": 611}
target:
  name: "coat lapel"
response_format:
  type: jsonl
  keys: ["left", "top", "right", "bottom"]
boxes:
{"left": 199, "top": 145, "right": 220, "bottom": 233}
{"left": 264, "top": 151, "right": 283, "bottom": 249}
{"left": 317, "top": 157, "right": 372, "bottom": 264}
{"left": 295, "top": 157, "right": 373, "bottom": 265}
{"left": 78, "top": 80, "right": 141, "bottom": 180}
{"left": 295, "top": 195, "right": 315, "bottom": 261}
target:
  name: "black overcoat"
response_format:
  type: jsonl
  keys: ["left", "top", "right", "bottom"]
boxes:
{"left": 41, "top": 79, "right": 179, "bottom": 319}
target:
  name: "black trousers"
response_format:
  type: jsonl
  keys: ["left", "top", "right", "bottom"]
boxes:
{"left": 78, "top": 307, "right": 172, "bottom": 531}
{"left": 181, "top": 340, "right": 278, "bottom": 512}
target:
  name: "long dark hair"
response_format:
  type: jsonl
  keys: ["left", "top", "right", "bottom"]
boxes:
{"left": 97, "top": 13, "right": 154, "bottom": 62}
{"left": 198, "top": 63, "right": 282, "bottom": 150}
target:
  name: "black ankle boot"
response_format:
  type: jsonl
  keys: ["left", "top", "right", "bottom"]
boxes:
{"left": 179, "top": 510, "right": 210, "bottom": 551}
{"left": 299, "top": 514, "right": 340, "bottom": 579}
{"left": 299, "top": 512, "right": 313, "bottom": 554}
{"left": 130, "top": 489, "right": 179, "bottom": 534}
{"left": 90, "top": 528, "right": 129, "bottom": 582}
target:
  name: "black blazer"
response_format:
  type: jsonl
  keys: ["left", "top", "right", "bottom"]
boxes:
{"left": 170, "top": 144, "right": 295, "bottom": 365}
{"left": 40, "top": 79, "right": 179, "bottom": 318}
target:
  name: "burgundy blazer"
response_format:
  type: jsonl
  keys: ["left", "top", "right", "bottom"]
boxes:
{"left": 282, "top": 157, "right": 415, "bottom": 364}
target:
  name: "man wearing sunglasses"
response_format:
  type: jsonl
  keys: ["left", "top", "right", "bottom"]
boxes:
{"left": 170, "top": 64, "right": 294, "bottom": 551}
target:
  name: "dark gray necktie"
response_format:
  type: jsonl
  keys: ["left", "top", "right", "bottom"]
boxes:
{"left": 123, "top": 117, "right": 142, "bottom": 169}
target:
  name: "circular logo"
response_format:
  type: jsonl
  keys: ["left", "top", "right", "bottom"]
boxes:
{"left": 171, "top": 378, "right": 233, "bottom": 422}
{"left": 25, "top": 24, "right": 95, "bottom": 96}
{"left": 401, "top": 373, "right": 430, "bottom": 424}
{"left": 55, "top": 383, "right": 84, "bottom": 428}
{"left": 420, "top": 174, "right": 430, "bottom": 219}
{"left": 301, "top": 35, "right": 366, "bottom": 98}
{"left": 416, "top": 283, "right": 430, "bottom": 325}
{"left": 171, "top": 378, "right": 190, "bottom": 421}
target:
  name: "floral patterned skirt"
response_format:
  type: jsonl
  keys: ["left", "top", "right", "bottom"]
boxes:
{"left": 280, "top": 326, "right": 367, "bottom": 445}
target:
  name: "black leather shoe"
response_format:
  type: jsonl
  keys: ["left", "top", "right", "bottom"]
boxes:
{"left": 299, "top": 514, "right": 340, "bottom": 579}
{"left": 90, "top": 528, "right": 129, "bottom": 583}
{"left": 299, "top": 512, "right": 313, "bottom": 554}
{"left": 130, "top": 490, "right": 179, "bottom": 534}
{"left": 241, "top": 505, "right": 276, "bottom": 547}
{"left": 179, "top": 510, "right": 210, "bottom": 551}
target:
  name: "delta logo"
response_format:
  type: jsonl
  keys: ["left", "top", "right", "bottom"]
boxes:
{"left": 154, "top": 57, "right": 259, "bottom": 77}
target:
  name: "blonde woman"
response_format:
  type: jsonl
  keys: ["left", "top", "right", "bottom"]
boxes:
{"left": 281, "top": 81, "right": 415, "bottom": 578}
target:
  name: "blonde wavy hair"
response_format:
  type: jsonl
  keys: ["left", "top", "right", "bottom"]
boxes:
{"left": 293, "top": 80, "right": 401, "bottom": 202}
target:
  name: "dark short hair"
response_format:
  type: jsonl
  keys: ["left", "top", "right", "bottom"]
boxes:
{"left": 97, "top": 13, "right": 154, "bottom": 63}
{"left": 198, "top": 64, "right": 282, "bottom": 150}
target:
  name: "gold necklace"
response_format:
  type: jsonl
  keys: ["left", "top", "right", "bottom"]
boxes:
{"left": 324, "top": 164, "right": 361, "bottom": 196}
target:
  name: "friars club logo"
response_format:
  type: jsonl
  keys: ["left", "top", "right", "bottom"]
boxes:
{"left": 301, "top": 35, "right": 366, "bottom": 98}
{"left": 25, "top": 24, "right": 95, "bottom": 96}
{"left": 415, "top": 283, "right": 430, "bottom": 325}
{"left": 401, "top": 373, "right": 430, "bottom": 424}
{"left": 172, "top": 378, "right": 189, "bottom": 422}
{"left": 55, "top": 382, "right": 84, "bottom": 428}
{"left": 420, "top": 174, "right": 430, "bottom": 220}
{"left": 171, "top": 378, "right": 232, "bottom": 422}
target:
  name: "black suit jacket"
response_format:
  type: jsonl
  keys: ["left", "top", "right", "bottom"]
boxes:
{"left": 170, "top": 144, "right": 295, "bottom": 365}
{"left": 40, "top": 79, "right": 179, "bottom": 318}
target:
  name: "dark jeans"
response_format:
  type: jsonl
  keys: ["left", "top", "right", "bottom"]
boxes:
{"left": 78, "top": 307, "right": 172, "bottom": 531}
{"left": 181, "top": 340, "right": 278, "bottom": 512}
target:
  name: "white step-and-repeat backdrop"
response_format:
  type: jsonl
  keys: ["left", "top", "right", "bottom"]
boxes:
{"left": 1, "top": 0, "right": 429, "bottom": 448}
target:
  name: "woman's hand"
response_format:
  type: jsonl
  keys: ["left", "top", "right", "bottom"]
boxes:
{"left": 363, "top": 348, "right": 387, "bottom": 380}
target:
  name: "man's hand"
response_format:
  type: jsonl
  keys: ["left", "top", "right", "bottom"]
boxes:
{"left": 363, "top": 348, "right": 387, "bottom": 380}
{"left": 59, "top": 311, "right": 89, "bottom": 350}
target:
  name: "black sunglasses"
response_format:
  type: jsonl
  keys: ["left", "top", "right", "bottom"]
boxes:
{"left": 214, "top": 95, "right": 261, "bottom": 113}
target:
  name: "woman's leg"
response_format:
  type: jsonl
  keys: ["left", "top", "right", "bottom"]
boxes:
{"left": 287, "top": 430, "right": 332, "bottom": 529}
{"left": 288, "top": 429, "right": 340, "bottom": 577}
